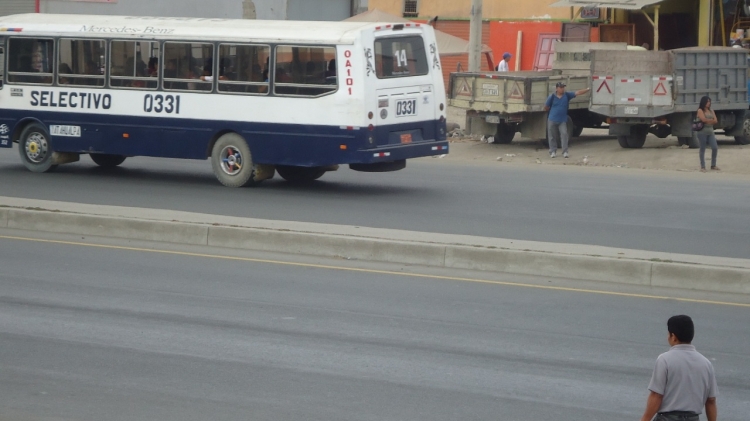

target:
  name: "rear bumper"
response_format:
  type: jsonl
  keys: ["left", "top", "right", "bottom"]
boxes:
{"left": 354, "top": 140, "right": 449, "bottom": 164}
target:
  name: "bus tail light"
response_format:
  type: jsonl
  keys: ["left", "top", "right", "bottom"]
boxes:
{"left": 368, "top": 124, "right": 374, "bottom": 131}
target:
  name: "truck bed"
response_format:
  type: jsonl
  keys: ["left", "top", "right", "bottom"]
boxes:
{"left": 449, "top": 71, "right": 590, "bottom": 115}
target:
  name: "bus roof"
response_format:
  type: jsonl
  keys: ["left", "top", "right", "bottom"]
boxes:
{"left": 0, "top": 14, "right": 410, "bottom": 44}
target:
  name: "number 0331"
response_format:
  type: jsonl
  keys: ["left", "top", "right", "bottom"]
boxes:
{"left": 144, "top": 94, "right": 181, "bottom": 114}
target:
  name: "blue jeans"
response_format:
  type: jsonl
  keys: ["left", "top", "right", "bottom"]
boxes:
{"left": 547, "top": 120, "right": 568, "bottom": 154}
{"left": 697, "top": 132, "right": 717, "bottom": 168}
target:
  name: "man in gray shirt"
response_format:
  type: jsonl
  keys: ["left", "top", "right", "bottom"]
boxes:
{"left": 641, "top": 315, "right": 718, "bottom": 421}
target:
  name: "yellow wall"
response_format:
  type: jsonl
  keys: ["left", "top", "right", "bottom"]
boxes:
{"left": 369, "top": 0, "right": 572, "bottom": 20}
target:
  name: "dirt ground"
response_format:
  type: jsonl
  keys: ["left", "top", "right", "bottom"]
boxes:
{"left": 438, "top": 108, "right": 750, "bottom": 177}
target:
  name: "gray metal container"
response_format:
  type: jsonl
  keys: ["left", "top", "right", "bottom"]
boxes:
{"left": 672, "top": 47, "right": 748, "bottom": 111}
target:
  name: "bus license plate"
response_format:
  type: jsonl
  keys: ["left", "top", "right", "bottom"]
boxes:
{"left": 50, "top": 125, "right": 81, "bottom": 137}
{"left": 624, "top": 107, "right": 638, "bottom": 115}
{"left": 395, "top": 99, "right": 417, "bottom": 117}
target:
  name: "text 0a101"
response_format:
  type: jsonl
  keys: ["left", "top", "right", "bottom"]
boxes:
{"left": 144, "top": 94, "right": 181, "bottom": 114}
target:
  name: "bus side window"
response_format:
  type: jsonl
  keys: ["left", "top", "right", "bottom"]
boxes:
{"left": 109, "top": 40, "right": 158, "bottom": 90}
{"left": 273, "top": 45, "right": 336, "bottom": 97}
{"left": 163, "top": 42, "right": 213, "bottom": 92}
{"left": 217, "top": 43, "right": 269, "bottom": 95}
{"left": 6, "top": 37, "right": 54, "bottom": 85}
{"left": 58, "top": 38, "right": 106, "bottom": 87}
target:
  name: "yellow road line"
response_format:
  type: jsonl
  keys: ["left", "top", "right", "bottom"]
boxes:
{"left": 2, "top": 234, "right": 749, "bottom": 308}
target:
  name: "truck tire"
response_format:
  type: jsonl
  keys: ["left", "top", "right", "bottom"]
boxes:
{"left": 617, "top": 125, "right": 648, "bottom": 148}
{"left": 494, "top": 122, "right": 515, "bottom": 144}
{"left": 735, "top": 114, "right": 750, "bottom": 144}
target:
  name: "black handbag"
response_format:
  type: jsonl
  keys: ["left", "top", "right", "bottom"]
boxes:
{"left": 691, "top": 117, "right": 704, "bottom": 131}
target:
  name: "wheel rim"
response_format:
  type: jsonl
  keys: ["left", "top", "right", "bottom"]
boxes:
{"left": 24, "top": 132, "right": 49, "bottom": 163}
{"left": 219, "top": 145, "right": 243, "bottom": 176}
{"left": 742, "top": 118, "right": 750, "bottom": 137}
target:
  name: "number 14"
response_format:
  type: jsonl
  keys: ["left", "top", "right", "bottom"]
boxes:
{"left": 394, "top": 49, "right": 408, "bottom": 67}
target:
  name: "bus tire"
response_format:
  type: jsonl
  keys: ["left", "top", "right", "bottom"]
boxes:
{"left": 572, "top": 125, "right": 584, "bottom": 138}
{"left": 90, "top": 153, "right": 126, "bottom": 168}
{"left": 18, "top": 123, "right": 57, "bottom": 173}
{"left": 211, "top": 133, "right": 259, "bottom": 187}
{"left": 276, "top": 165, "right": 326, "bottom": 183}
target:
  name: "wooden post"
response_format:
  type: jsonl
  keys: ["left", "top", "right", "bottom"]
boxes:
{"left": 515, "top": 31, "right": 522, "bottom": 71}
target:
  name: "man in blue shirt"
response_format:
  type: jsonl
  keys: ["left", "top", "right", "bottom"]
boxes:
{"left": 544, "top": 82, "right": 590, "bottom": 158}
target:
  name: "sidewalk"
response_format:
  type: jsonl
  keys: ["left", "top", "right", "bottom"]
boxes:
{"left": 1, "top": 196, "right": 748, "bottom": 295}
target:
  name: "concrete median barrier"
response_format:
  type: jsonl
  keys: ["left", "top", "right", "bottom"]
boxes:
{"left": 6, "top": 209, "right": 209, "bottom": 246}
{"left": 444, "top": 246, "right": 653, "bottom": 286}
{"left": 1, "top": 199, "right": 749, "bottom": 296}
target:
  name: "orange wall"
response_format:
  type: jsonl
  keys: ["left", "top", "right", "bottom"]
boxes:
{"left": 488, "top": 21, "right": 562, "bottom": 71}
{"left": 432, "top": 20, "right": 493, "bottom": 90}
{"left": 369, "top": 0, "right": 572, "bottom": 20}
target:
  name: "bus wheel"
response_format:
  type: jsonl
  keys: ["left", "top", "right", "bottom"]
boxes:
{"left": 211, "top": 133, "right": 259, "bottom": 187}
{"left": 276, "top": 165, "right": 326, "bottom": 183}
{"left": 90, "top": 153, "right": 126, "bottom": 168}
{"left": 19, "top": 123, "right": 57, "bottom": 173}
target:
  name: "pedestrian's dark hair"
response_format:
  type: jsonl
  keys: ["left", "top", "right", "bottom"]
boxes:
{"left": 699, "top": 96, "right": 712, "bottom": 111}
{"left": 667, "top": 315, "right": 694, "bottom": 343}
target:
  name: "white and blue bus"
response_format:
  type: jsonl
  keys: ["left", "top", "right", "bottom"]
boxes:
{"left": 0, "top": 14, "right": 449, "bottom": 186}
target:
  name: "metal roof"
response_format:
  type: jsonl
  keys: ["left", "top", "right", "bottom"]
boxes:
{"left": 549, "top": 0, "right": 665, "bottom": 10}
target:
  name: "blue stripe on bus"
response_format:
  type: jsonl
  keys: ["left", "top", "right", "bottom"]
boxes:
{"left": 0, "top": 110, "right": 448, "bottom": 166}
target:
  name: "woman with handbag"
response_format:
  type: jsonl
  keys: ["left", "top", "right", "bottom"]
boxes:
{"left": 695, "top": 96, "right": 719, "bottom": 172}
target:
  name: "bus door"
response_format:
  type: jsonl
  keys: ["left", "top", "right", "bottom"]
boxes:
{"left": 0, "top": 41, "right": 4, "bottom": 90}
{"left": 373, "top": 34, "right": 436, "bottom": 145}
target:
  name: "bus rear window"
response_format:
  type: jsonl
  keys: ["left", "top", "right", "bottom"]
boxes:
{"left": 374, "top": 36, "right": 428, "bottom": 79}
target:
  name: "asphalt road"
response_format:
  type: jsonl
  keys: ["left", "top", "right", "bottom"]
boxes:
{"left": 0, "top": 231, "right": 748, "bottom": 421}
{"left": 0, "top": 148, "right": 749, "bottom": 259}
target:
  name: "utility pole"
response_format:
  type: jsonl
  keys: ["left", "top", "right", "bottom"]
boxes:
{"left": 468, "top": 0, "right": 483, "bottom": 71}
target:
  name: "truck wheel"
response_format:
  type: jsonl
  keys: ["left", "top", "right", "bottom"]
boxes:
{"left": 617, "top": 125, "right": 647, "bottom": 148}
{"left": 627, "top": 125, "right": 648, "bottom": 148}
{"left": 210, "top": 133, "right": 260, "bottom": 187}
{"left": 735, "top": 115, "right": 750, "bottom": 144}
{"left": 90, "top": 153, "right": 126, "bottom": 168}
{"left": 18, "top": 123, "right": 57, "bottom": 173}
{"left": 276, "top": 166, "right": 326, "bottom": 183}
{"left": 494, "top": 123, "right": 515, "bottom": 144}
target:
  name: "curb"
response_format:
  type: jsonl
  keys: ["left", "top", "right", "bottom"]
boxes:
{"left": 1, "top": 206, "right": 749, "bottom": 295}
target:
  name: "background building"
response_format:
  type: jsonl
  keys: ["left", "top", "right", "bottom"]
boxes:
{"left": 1, "top": 0, "right": 368, "bottom": 20}
{"left": 367, "top": 0, "right": 725, "bottom": 72}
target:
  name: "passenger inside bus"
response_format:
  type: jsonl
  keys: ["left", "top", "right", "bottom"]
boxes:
{"left": 58, "top": 63, "right": 72, "bottom": 84}
{"left": 148, "top": 57, "right": 158, "bottom": 77}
